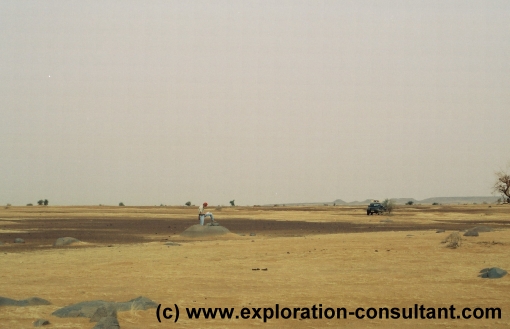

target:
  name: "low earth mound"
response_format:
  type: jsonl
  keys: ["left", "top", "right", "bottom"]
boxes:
{"left": 53, "top": 237, "right": 80, "bottom": 246}
{"left": 180, "top": 224, "right": 231, "bottom": 238}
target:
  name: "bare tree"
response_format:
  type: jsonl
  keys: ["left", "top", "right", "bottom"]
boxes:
{"left": 493, "top": 168, "right": 510, "bottom": 203}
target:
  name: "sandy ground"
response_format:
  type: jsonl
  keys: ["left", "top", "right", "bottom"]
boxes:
{"left": 0, "top": 205, "right": 509, "bottom": 328}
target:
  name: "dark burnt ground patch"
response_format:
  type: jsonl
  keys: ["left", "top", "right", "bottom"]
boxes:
{"left": 1, "top": 217, "right": 507, "bottom": 252}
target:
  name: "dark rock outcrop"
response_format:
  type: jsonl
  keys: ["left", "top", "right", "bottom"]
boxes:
{"left": 479, "top": 267, "right": 507, "bottom": 279}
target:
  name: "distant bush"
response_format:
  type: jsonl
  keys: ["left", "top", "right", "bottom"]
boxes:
{"left": 119, "top": 202, "right": 125, "bottom": 206}
{"left": 432, "top": 202, "right": 439, "bottom": 205}
{"left": 27, "top": 203, "right": 33, "bottom": 206}
{"left": 185, "top": 201, "right": 191, "bottom": 206}
{"left": 230, "top": 200, "right": 235, "bottom": 206}
{"left": 405, "top": 201, "right": 414, "bottom": 205}
{"left": 44, "top": 199, "right": 48, "bottom": 206}
{"left": 442, "top": 232, "right": 461, "bottom": 249}
{"left": 37, "top": 200, "right": 44, "bottom": 205}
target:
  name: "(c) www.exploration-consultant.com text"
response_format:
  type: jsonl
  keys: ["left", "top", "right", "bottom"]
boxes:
{"left": 156, "top": 303, "right": 502, "bottom": 323}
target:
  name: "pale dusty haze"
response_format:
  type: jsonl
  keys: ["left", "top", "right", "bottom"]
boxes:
{"left": 1, "top": 1, "right": 509, "bottom": 206}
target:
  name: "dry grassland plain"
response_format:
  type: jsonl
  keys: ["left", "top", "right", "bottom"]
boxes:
{"left": 0, "top": 205, "right": 509, "bottom": 328}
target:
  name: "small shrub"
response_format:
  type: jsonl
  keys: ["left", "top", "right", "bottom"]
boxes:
{"left": 44, "top": 199, "right": 48, "bottom": 206}
{"left": 26, "top": 203, "right": 33, "bottom": 206}
{"left": 382, "top": 199, "right": 396, "bottom": 214}
{"left": 442, "top": 232, "right": 461, "bottom": 248}
{"left": 432, "top": 202, "right": 439, "bottom": 205}
{"left": 119, "top": 202, "right": 125, "bottom": 206}
{"left": 37, "top": 200, "right": 44, "bottom": 205}
{"left": 185, "top": 201, "right": 191, "bottom": 206}
{"left": 406, "top": 201, "right": 414, "bottom": 205}
{"left": 230, "top": 200, "right": 235, "bottom": 206}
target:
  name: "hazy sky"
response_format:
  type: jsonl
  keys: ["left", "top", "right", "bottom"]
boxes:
{"left": 1, "top": 1, "right": 509, "bottom": 206}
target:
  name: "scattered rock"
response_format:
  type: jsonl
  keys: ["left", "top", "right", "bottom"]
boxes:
{"left": 471, "top": 226, "right": 493, "bottom": 233}
{"left": 463, "top": 230, "right": 479, "bottom": 237}
{"left": 479, "top": 267, "right": 507, "bottom": 279}
{"left": 0, "top": 297, "right": 18, "bottom": 306}
{"left": 436, "top": 229, "right": 445, "bottom": 233}
{"left": 164, "top": 242, "right": 181, "bottom": 246}
{"left": 14, "top": 238, "right": 25, "bottom": 243}
{"left": 92, "top": 316, "right": 120, "bottom": 329}
{"left": 52, "top": 300, "right": 107, "bottom": 318}
{"left": 33, "top": 319, "right": 50, "bottom": 327}
{"left": 0, "top": 296, "right": 51, "bottom": 306}
{"left": 53, "top": 237, "right": 80, "bottom": 246}
{"left": 19, "top": 297, "right": 51, "bottom": 306}
{"left": 115, "top": 296, "right": 158, "bottom": 312}
{"left": 249, "top": 233, "right": 256, "bottom": 236}
{"left": 52, "top": 296, "right": 157, "bottom": 318}
{"left": 90, "top": 305, "right": 117, "bottom": 322}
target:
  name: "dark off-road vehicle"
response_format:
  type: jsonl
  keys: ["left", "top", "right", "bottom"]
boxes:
{"left": 367, "top": 202, "right": 386, "bottom": 215}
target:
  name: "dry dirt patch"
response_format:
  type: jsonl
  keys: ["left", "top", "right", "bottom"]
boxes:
{"left": 0, "top": 205, "right": 509, "bottom": 328}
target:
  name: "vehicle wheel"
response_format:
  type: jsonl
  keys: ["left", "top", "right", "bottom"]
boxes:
{"left": 367, "top": 211, "right": 370, "bottom": 215}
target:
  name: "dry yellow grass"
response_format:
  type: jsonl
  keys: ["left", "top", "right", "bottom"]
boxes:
{"left": 0, "top": 205, "right": 509, "bottom": 328}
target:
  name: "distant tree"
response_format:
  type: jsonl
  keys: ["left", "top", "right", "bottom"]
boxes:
{"left": 185, "top": 201, "right": 191, "bottom": 206}
{"left": 44, "top": 199, "right": 48, "bottom": 206}
{"left": 119, "top": 202, "right": 125, "bottom": 206}
{"left": 406, "top": 200, "right": 414, "bottom": 205}
{"left": 37, "top": 200, "right": 44, "bottom": 205}
{"left": 432, "top": 202, "right": 439, "bottom": 205}
{"left": 382, "top": 198, "right": 396, "bottom": 214}
{"left": 493, "top": 168, "right": 510, "bottom": 203}
{"left": 229, "top": 200, "right": 235, "bottom": 206}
